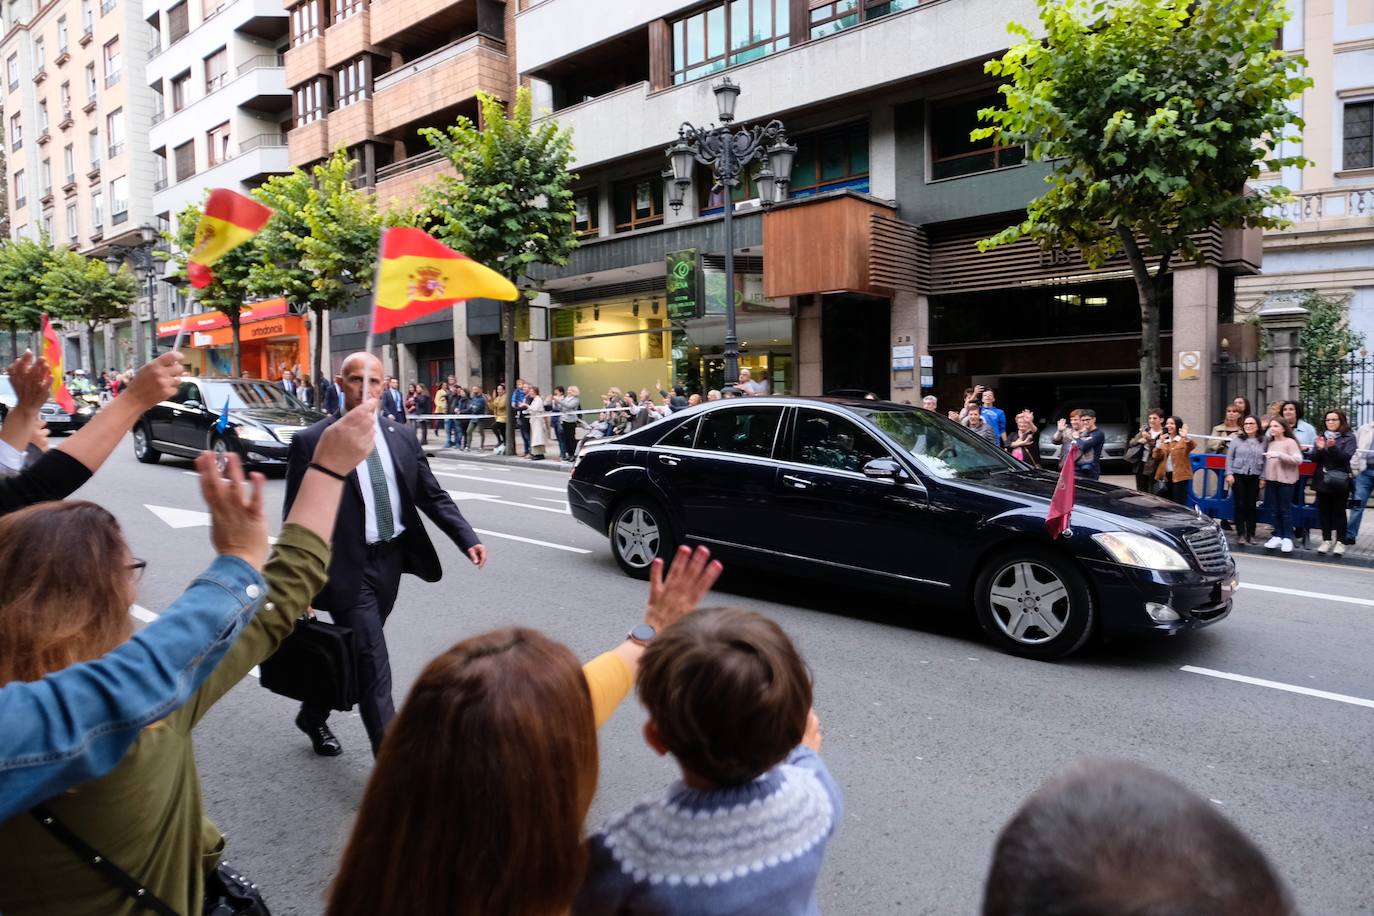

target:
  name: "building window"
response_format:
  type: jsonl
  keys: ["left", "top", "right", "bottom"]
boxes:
{"left": 57, "top": 15, "right": 69, "bottom": 51}
{"left": 66, "top": 203, "right": 78, "bottom": 241}
{"left": 788, "top": 121, "right": 870, "bottom": 197}
{"left": 172, "top": 71, "right": 191, "bottom": 111}
{"left": 207, "top": 122, "right": 231, "bottom": 165}
{"left": 929, "top": 93, "right": 1026, "bottom": 180}
{"left": 672, "top": 0, "right": 790, "bottom": 85}
{"left": 1345, "top": 101, "right": 1374, "bottom": 172}
{"left": 39, "top": 101, "right": 49, "bottom": 135}
{"left": 110, "top": 176, "right": 128, "bottom": 222}
{"left": 9, "top": 112, "right": 19, "bottom": 150}
{"left": 35, "top": 37, "right": 45, "bottom": 71}
{"left": 168, "top": 1, "right": 189, "bottom": 43}
{"left": 100, "top": 0, "right": 116, "bottom": 14}
{"left": 42, "top": 210, "right": 53, "bottom": 237}
{"left": 106, "top": 108, "right": 125, "bottom": 158}
{"left": 88, "top": 128, "right": 101, "bottom": 169}
{"left": 204, "top": 47, "right": 227, "bottom": 93}
{"left": 12, "top": 169, "right": 24, "bottom": 209}
{"left": 290, "top": 0, "right": 324, "bottom": 46}
{"left": 63, "top": 144, "right": 75, "bottom": 183}
{"left": 41, "top": 159, "right": 52, "bottom": 197}
{"left": 294, "top": 78, "right": 329, "bottom": 125}
{"left": 85, "top": 62, "right": 97, "bottom": 99}
{"left": 174, "top": 140, "right": 196, "bottom": 181}
{"left": 59, "top": 81, "right": 71, "bottom": 119}
{"left": 91, "top": 189, "right": 103, "bottom": 227}
{"left": 573, "top": 190, "right": 598, "bottom": 237}
{"left": 333, "top": 0, "right": 364, "bottom": 22}
{"left": 613, "top": 176, "right": 664, "bottom": 233}
{"left": 808, "top": 0, "right": 919, "bottom": 40}
{"left": 334, "top": 56, "right": 369, "bottom": 107}
{"left": 6, "top": 54, "right": 18, "bottom": 91}
{"left": 102, "top": 37, "right": 120, "bottom": 86}
{"left": 82, "top": 0, "right": 94, "bottom": 33}
{"left": 202, "top": 0, "right": 225, "bottom": 20}
{"left": 155, "top": 149, "right": 168, "bottom": 187}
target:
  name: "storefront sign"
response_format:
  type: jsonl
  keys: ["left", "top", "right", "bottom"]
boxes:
{"left": 156, "top": 299, "right": 289, "bottom": 339}
{"left": 180, "top": 315, "right": 305, "bottom": 348}
{"left": 665, "top": 249, "right": 701, "bottom": 320}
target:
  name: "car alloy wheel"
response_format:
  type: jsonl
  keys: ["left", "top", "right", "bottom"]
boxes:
{"left": 973, "top": 548, "right": 1094, "bottom": 659}
{"left": 211, "top": 436, "right": 231, "bottom": 472}
{"left": 133, "top": 425, "right": 160, "bottom": 464}
{"left": 615, "top": 507, "right": 660, "bottom": 570}
{"left": 987, "top": 561, "right": 1070, "bottom": 645}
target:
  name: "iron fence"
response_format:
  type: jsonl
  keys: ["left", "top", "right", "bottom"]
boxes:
{"left": 1214, "top": 359, "right": 1268, "bottom": 422}
{"left": 1302, "top": 354, "right": 1374, "bottom": 427}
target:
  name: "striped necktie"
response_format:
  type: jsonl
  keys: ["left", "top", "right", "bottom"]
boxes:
{"left": 365, "top": 447, "right": 395, "bottom": 541}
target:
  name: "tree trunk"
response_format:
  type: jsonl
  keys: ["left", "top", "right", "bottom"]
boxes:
{"left": 312, "top": 305, "right": 325, "bottom": 395}
{"left": 230, "top": 318, "right": 242, "bottom": 377}
{"left": 503, "top": 299, "right": 517, "bottom": 456}
{"left": 388, "top": 329, "right": 399, "bottom": 379}
{"left": 1117, "top": 227, "right": 1167, "bottom": 424}
{"left": 8, "top": 322, "right": 18, "bottom": 363}
{"left": 87, "top": 322, "right": 99, "bottom": 377}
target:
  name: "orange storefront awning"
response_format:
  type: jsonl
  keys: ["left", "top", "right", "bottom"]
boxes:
{"left": 156, "top": 299, "right": 290, "bottom": 339}
{"left": 175, "top": 314, "right": 305, "bottom": 348}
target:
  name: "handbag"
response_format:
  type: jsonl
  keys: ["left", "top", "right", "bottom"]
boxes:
{"left": 259, "top": 616, "right": 359, "bottom": 712}
{"left": 30, "top": 804, "right": 271, "bottom": 915}
{"left": 1320, "top": 467, "right": 1351, "bottom": 492}
{"left": 1124, "top": 441, "right": 1146, "bottom": 467}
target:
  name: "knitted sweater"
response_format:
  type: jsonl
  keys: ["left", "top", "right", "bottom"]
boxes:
{"left": 575, "top": 746, "right": 842, "bottom": 916}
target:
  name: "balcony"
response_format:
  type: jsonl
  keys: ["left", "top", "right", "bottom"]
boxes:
{"left": 105, "top": 70, "right": 121, "bottom": 88}
{"left": 150, "top": 64, "right": 290, "bottom": 149}
{"left": 83, "top": 97, "right": 98, "bottom": 114}
{"left": 324, "top": 10, "right": 370, "bottom": 70}
{"left": 237, "top": 53, "right": 284, "bottom": 76}
{"left": 287, "top": 119, "right": 329, "bottom": 163}
{"left": 59, "top": 112, "right": 74, "bottom": 130}
{"left": 372, "top": 149, "right": 453, "bottom": 211}
{"left": 37, "top": 130, "right": 51, "bottom": 146}
{"left": 532, "top": 0, "right": 1039, "bottom": 170}
{"left": 285, "top": 38, "right": 327, "bottom": 86}
{"left": 372, "top": 33, "right": 507, "bottom": 137}
{"left": 154, "top": 177, "right": 168, "bottom": 191}
{"left": 370, "top": 0, "right": 484, "bottom": 49}
{"left": 56, "top": 49, "right": 70, "bottom": 66}
{"left": 33, "top": 67, "right": 47, "bottom": 84}
{"left": 151, "top": 109, "right": 164, "bottom": 124}
{"left": 329, "top": 98, "right": 374, "bottom": 148}
{"left": 79, "top": 28, "right": 94, "bottom": 47}
{"left": 109, "top": 143, "right": 125, "bottom": 159}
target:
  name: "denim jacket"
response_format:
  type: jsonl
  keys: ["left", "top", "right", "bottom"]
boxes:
{"left": 0, "top": 555, "right": 266, "bottom": 821}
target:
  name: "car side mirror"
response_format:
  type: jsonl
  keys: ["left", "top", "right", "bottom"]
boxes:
{"left": 863, "top": 458, "right": 902, "bottom": 480}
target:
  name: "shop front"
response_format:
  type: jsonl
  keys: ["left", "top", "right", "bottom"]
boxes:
{"left": 157, "top": 300, "right": 309, "bottom": 381}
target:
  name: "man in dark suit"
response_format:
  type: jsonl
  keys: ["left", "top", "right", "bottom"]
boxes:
{"left": 284, "top": 352, "right": 487, "bottom": 756}
{"left": 381, "top": 376, "right": 406, "bottom": 423}
{"left": 278, "top": 368, "right": 296, "bottom": 395}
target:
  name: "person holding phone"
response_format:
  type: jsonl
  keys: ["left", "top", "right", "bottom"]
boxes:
{"left": 1152, "top": 417, "right": 1195, "bottom": 504}
{"left": 1312, "top": 409, "right": 1355, "bottom": 555}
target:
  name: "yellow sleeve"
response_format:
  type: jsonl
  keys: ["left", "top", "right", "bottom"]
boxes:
{"left": 582, "top": 651, "right": 634, "bottom": 729}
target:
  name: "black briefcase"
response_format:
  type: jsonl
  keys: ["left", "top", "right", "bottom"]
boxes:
{"left": 259, "top": 617, "right": 359, "bottom": 712}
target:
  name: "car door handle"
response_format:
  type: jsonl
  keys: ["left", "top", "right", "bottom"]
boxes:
{"left": 782, "top": 474, "right": 815, "bottom": 490}
{"left": 658, "top": 454, "right": 680, "bottom": 467}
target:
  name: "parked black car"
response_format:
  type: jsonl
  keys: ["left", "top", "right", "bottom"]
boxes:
{"left": 133, "top": 377, "right": 325, "bottom": 469}
{"left": 568, "top": 397, "right": 1236, "bottom": 659}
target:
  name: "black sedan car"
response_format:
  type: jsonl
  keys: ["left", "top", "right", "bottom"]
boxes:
{"left": 568, "top": 397, "right": 1236, "bottom": 659}
{"left": 133, "top": 377, "right": 325, "bottom": 469}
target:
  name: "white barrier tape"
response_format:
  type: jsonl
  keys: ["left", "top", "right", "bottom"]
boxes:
{"left": 401, "top": 407, "right": 659, "bottom": 422}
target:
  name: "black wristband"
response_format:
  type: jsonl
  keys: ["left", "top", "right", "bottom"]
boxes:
{"left": 308, "top": 462, "right": 349, "bottom": 482}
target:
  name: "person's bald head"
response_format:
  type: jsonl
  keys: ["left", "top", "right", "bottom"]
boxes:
{"left": 337, "top": 352, "right": 384, "bottom": 412}
{"left": 983, "top": 759, "right": 1293, "bottom": 916}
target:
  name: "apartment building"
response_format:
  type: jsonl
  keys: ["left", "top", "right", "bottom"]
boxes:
{"left": 143, "top": 0, "right": 298, "bottom": 375}
{"left": 480, "top": 0, "right": 1263, "bottom": 429}
{"left": 3, "top": 0, "right": 162, "bottom": 368}
{"left": 1236, "top": 0, "right": 1374, "bottom": 344}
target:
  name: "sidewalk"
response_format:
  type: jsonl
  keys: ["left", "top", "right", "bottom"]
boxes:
{"left": 422, "top": 443, "right": 573, "bottom": 475}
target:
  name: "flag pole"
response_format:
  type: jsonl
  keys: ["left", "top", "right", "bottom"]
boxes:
{"left": 361, "top": 231, "right": 387, "bottom": 407}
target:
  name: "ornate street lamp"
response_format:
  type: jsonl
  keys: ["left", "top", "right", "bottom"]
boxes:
{"left": 104, "top": 223, "right": 163, "bottom": 359}
{"left": 666, "top": 76, "right": 795, "bottom": 385}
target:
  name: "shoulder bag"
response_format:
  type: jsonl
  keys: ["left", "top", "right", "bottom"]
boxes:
{"left": 30, "top": 803, "right": 271, "bottom": 915}
{"left": 259, "top": 616, "right": 359, "bottom": 712}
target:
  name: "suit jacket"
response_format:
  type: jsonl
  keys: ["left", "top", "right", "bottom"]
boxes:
{"left": 283, "top": 415, "right": 479, "bottom": 614}
{"left": 382, "top": 388, "right": 407, "bottom": 422}
{"left": 322, "top": 384, "right": 342, "bottom": 415}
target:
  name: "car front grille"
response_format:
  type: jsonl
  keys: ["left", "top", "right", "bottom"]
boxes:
{"left": 1183, "top": 526, "right": 1231, "bottom": 573}
{"left": 274, "top": 427, "right": 302, "bottom": 444}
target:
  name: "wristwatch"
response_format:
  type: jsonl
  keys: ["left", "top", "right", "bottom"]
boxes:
{"left": 626, "top": 623, "right": 656, "bottom": 647}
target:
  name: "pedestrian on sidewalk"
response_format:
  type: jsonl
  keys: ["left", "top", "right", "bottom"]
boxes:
{"left": 1312, "top": 408, "right": 1355, "bottom": 555}
{"left": 512, "top": 379, "right": 531, "bottom": 455}
{"left": 1152, "top": 417, "right": 1195, "bottom": 504}
{"left": 465, "top": 386, "right": 488, "bottom": 451}
{"left": 526, "top": 385, "right": 548, "bottom": 460}
{"left": 491, "top": 383, "right": 508, "bottom": 451}
{"left": 1209, "top": 405, "right": 1242, "bottom": 453}
{"left": 560, "top": 385, "right": 581, "bottom": 461}
{"left": 1346, "top": 417, "right": 1374, "bottom": 543}
{"left": 1071, "top": 409, "right": 1107, "bottom": 482}
{"left": 1007, "top": 410, "right": 1039, "bottom": 467}
{"left": 412, "top": 385, "right": 432, "bottom": 446}
{"left": 1225, "top": 416, "right": 1264, "bottom": 545}
{"left": 1129, "top": 409, "right": 1165, "bottom": 491}
{"left": 1262, "top": 417, "right": 1303, "bottom": 553}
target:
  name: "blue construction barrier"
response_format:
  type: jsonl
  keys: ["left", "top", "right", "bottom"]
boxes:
{"left": 1187, "top": 452, "right": 1321, "bottom": 537}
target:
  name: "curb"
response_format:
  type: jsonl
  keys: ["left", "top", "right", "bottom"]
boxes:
{"left": 422, "top": 446, "right": 573, "bottom": 475}
{"left": 1226, "top": 539, "right": 1374, "bottom": 570}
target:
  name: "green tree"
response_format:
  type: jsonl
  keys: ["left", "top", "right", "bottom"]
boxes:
{"left": 0, "top": 237, "right": 58, "bottom": 361}
{"left": 39, "top": 247, "right": 138, "bottom": 373}
{"left": 420, "top": 88, "right": 578, "bottom": 453}
{"left": 974, "top": 0, "right": 1310, "bottom": 421}
{"left": 169, "top": 200, "right": 257, "bottom": 376}
{"left": 1297, "top": 292, "right": 1366, "bottom": 418}
{"left": 252, "top": 150, "right": 383, "bottom": 392}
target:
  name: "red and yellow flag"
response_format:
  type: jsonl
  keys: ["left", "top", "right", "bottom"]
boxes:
{"left": 371, "top": 227, "right": 518, "bottom": 335}
{"left": 188, "top": 189, "right": 272, "bottom": 289}
{"left": 40, "top": 313, "right": 77, "bottom": 415}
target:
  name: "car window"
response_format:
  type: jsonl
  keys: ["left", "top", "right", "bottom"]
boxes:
{"left": 657, "top": 416, "right": 698, "bottom": 448}
{"left": 791, "top": 409, "right": 890, "bottom": 472}
{"left": 695, "top": 407, "right": 783, "bottom": 458}
{"left": 862, "top": 409, "right": 1022, "bottom": 480}
{"left": 200, "top": 381, "right": 303, "bottom": 410}
{"left": 170, "top": 381, "right": 200, "bottom": 405}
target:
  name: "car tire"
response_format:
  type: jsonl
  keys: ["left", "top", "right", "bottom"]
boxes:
{"left": 209, "top": 434, "right": 235, "bottom": 472}
{"left": 973, "top": 548, "right": 1094, "bottom": 660}
{"left": 133, "top": 424, "right": 161, "bottom": 464}
{"left": 608, "top": 495, "right": 675, "bottom": 580}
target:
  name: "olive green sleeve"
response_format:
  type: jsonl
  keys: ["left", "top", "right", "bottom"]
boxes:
{"left": 172, "top": 524, "right": 331, "bottom": 732}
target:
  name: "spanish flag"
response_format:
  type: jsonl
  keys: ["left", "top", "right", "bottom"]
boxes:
{"left": 188, "top": 189, "right": 272, "bottom": 288}
{"left": 372, "top": 227, "right": 518, "bottom": 335}
{"left": 40, "top": 313, "right": 77, "bottom": 415}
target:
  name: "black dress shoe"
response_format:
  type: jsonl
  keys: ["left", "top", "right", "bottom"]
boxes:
{"left": 295, "top": 711, "right": 342, "bottom": 757}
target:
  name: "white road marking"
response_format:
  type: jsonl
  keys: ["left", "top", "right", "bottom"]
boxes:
{"left": 130, "top": 603, "right": 259, "bottom": 678}
{"left": 472, "top": 527, "right": 590, "bottom": 554}
{"left": 446, "top": 491, "right": 569, "bottom": 515}
{"left": 1239, "top": 582, "right": 1374, "bottom": 608}
{"left": 433, "top": 471, "right": 566, "bottom": 493}
{"left": 1181, "top": 666, "right": 1374, "bottom": 709}
{"left": 146, "top": 504, "right": 213, "bottom": 528}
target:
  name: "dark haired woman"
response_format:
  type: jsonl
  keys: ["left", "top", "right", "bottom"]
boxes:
{"left": 1130, "top": 409, "right": 1165, "bottom": 492}
{"left": 1263, "top": 417, "right": 1303, "bottom": 553}
{"left": 326, "top": 547, "right": 722, "bottom": 916}
{"left": 1312, "top": 408, "right": 1355, "bottom": 555}
{"left": 1152, "top": 416, "right": 1195, "bottom": 504}
{"left": 1225, "top": 416, "right": 1264, "bottom": 545}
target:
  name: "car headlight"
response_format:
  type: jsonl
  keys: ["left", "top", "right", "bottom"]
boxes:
{"left": 1091, "top": 532, "right": 1191, "bottom": 571}
{"left": 77, "top": 406, "right": 94, "bottom": 415}
{"left": 235, "top": 426, "right": 276, "bottom": 443}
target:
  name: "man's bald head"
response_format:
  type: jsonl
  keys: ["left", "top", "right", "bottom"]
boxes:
{"left": 337, "top": 352, "right": 385, "bottom": 412}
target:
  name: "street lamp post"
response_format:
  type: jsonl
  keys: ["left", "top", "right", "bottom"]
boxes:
{"left": 105, "top": 224, "right": 162, "bottom": 361}
{"left": 666, "top": 77, "right": 795, "bottom": 387}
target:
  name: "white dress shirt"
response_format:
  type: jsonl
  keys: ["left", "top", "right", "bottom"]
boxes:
{"left": 356, "top": 419, "right": 407, "bottom": 544}
{"left": 0, "top": 438, "right": 23, "bottom": 477}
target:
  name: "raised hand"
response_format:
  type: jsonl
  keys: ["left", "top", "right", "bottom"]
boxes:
{"left": 314, "top": 397, "right": 381, "bottom": 474}
{"left": 6, "top": 351, "right": 52, "bottom": 411}
{"left": 802, "top": 709, "right": 823, "bottom": 752}
{"left": 195, "top": 451, "right": 268, "bottom": 571}
{"left": 643, "top": 545, "right": 724, "bottom": 633}
{"left": 124, "top": 352, "right": 185, "bottom": 410}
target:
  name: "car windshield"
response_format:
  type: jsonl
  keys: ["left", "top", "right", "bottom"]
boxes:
{"left": 861, "top": 409, "right": 1023, "bottom": 480}
{"left": 199, "top": 380, "right": 305, "bottom": 411}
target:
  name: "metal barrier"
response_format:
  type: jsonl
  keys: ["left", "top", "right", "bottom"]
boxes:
{"left": 1188, "top": 452, "right": 1320, "bottom": 538}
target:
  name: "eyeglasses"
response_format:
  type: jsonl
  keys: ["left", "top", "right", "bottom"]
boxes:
{"left": 1326, "top": 416, "right": 1341, "bottom": 423}
{"left": 128, "top": 559, "right": 147, "bottom": 583}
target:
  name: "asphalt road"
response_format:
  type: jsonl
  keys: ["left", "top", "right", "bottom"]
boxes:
{"left": 86, "top": 439, "right": 1374, "bottom": 914}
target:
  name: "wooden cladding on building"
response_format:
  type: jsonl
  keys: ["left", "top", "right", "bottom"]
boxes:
{"left": 869, "top": 214, "right": 927, "bottom": 294}
{"left": 762, "top": 193, "right": 899, "bottom": 298}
